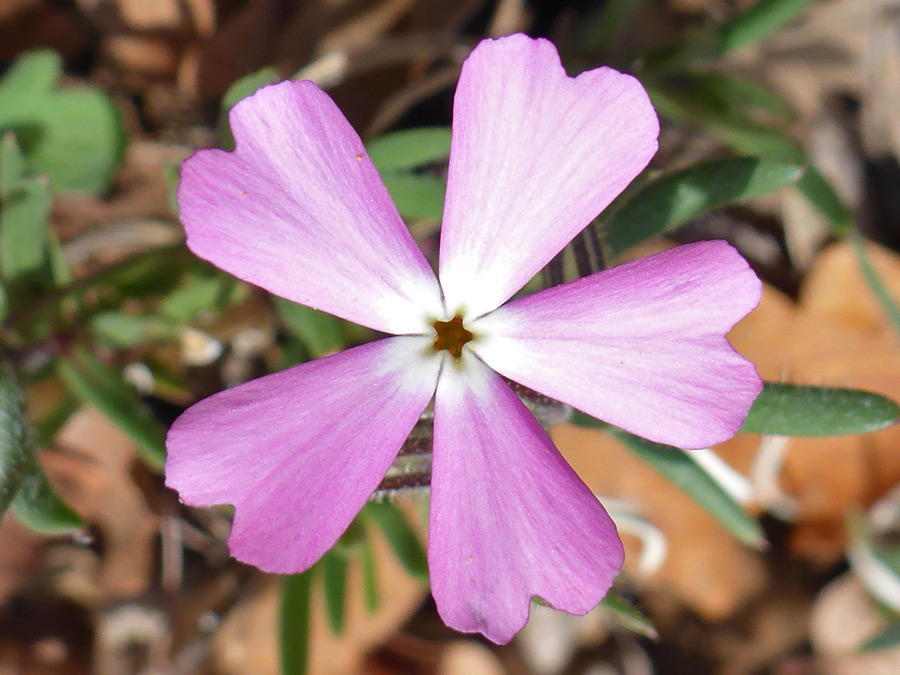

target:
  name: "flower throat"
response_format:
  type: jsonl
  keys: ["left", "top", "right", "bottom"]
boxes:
{"left": 432, "top": 315, "right": 473, "bottom": 358}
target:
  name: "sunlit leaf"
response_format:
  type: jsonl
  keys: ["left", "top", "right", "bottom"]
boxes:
{"left": 0, "top": 175, "right": 51, "bottom": 282}
{"left": 0, "top": 50, "right": 124, "bottom": 193}
{"left": 366, "top": 127, "right": 452, "bottom": 172}
{"left": 380, "top": 172, "right": 445, "bottom": 221}
{"left": 741, "top": 383, "right": 900, "bottom": 436}
{"left": 603, "top": 157, "right": 802, "bottom": 256}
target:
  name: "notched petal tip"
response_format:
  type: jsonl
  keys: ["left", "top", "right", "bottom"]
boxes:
{"left": 176, "top": 79, "right": 442, "bottom": 335}
{"left": 429, "top": 355, "right": 624, "bottom": 644}
{"left": 439, "top": 33, "right": 660, "bottom": 318}
{"left": 472, "top": 241, "right": 764, "bottom": 450}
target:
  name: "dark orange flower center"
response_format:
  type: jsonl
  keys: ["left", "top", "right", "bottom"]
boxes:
{"left": 432, "top": 315, "right": 473, "bottom": 358}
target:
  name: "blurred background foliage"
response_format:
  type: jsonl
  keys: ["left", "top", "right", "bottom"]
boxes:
{"left": 3, "top": 0, "right": 900, "bottom": 673}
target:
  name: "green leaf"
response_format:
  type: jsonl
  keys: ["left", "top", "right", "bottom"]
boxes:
{"left": 0, "top": 50, "right": 125, "bottom": 194}
{"left": 0, "top": 282, "right": 6, "bottom": 321}
{"left": 646, "top": 83, "right": 803, "bottom": 162}
{"left": 360, "top": 536, "right": 379, "bottom": 615}
{"left": 860, "top": 621, "right": 900, "bottom": 652}
{"left": 717, "top": 0, "right": 817, "bottom": 54}
{"left": 12, "top": 451, "right": 83, "bottom": 533}
{"left": 90, "top": 311, "right": 178, "bottom": 349}
{"left": 366, "top": 127, "right": 451, "bottom": 172}
{"left": 602, "top": 157, "right": 803, "bottom": 257}
{"left": 600, "top": 593, "right": 658, "bottom": 639}
{"left": 0, "top": 132, "right": 26, "bottom": 195}
{"left": 273, "top": 297, "right": 345, "bottom": 359}
{"left": 688, "top": 71, "right": 795, "bottom": 121}
{"left": 57, "top": 348, "right": 167, "bottom": 469}
{"left": 280, "top": 571, "right": 312, "bottom": 675}
{"left": 158, "top": 271, "right": 244, "bottom": 323}
{"left": 364, "top": 502, "right": 428, "bottom": 579}
{"left": 0, "top": 50, "right": 61, "bottom": 94}
{"left": 741, "top": 383, "right": 900, "bottom": 436}
{"left": 573, "top": 416, "right": 765, "bottom": 547}
{"left": 219, "top": 67, "right": 279, "bottom": 150}
{"left": 796, "top": 165, "right": 851, "bottom": 231}
{"left": 321, "top": 551, "right": 348, "bottom": 635}
{"left": 164, "top": 163, "right": 180, "bottom": 216}
{"left": 380, "top": 172, "right": 445, "bottom": 221}
{"left": 0, "top": 361, "right": 28, "bottom": 515}
{"left": 0, "top": 174, "right": 51, "bottom": 282}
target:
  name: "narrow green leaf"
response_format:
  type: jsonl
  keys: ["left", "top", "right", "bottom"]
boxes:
{"left": 90, "top": 311, "right": 177, "bottom": 349}
{"left": 600, "top": 593, "right": 658, "bottom": 640}
{"left": 273, "top": 297, "right": 345, "bottom": 358}
{"left": 646, "top": 83, "right": 803, "bottom": 162}
{"left": 219, "top": 67, "right": 279, "bottom": 150}
{"left": 603, "top": 157, "right": 802, "bottom": 257}
{"left": 573, "top": 416, "right": 765, "bottom": 547}
{"left": 0, "top": 132, "right": 26, "bottom": 195}
{"left": 360, "top": 536, "right": 379, "bottom": 615}
{"left": 796, "top": 165, "right": 851, "bottom": 231}
{"left": 366, "top": 127, "right": 452, "bottom": 172}
{"left": 861, "top": 621, "right": 900, "bottom": 652}
{"left": 717, "top": 0, "right": 817, "bottom": 54}
{"left": 741, "top": 383, "right": 900, "bottom": 436}
{"left": 57, "top": 349, "right": 167, "bottom": 469}
{"left": 280, "top": 571, "right": 312, "bottom": 675}
{"left": 0, "top": 175, "right": 51, "bottom": 281}
{"left": 380, "top": 172, "right": 445, "bottom": 221}
{"left": 851, "top": 233, "right": 900, "bottom": 342}
{"left": 0, "top": 51, "right": 125, "bottom": 194}
{"left": 364, "top": 502, "right": 428, "bottom": 579}
{"left": 321, "top": 550, "right": 348, "bottom": 635}
{"left": 0, "top": 361, "right": 28, "bottom": 515}
{"left": 0, "top": 282, "right": 6, "bottom": 321}
{"left": 688, "top": 71, "right": 795, "bottom": 120}
{"left": 12, "top": 451, "right": 83, "bottom": 533}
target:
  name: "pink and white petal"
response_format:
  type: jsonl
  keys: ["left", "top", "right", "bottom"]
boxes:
{"left": 471, "top": 241, "right": 763, "bottom": 450}
{"left": 429, "top": 354, "right": 624, "bottom": 644}
{"left": 165, "top": 337, "right": 440, "bottom": 573}
{"left": 438, "top": 34, "right": 659, "bottom": 318}
{"left": 178, "top": 81, "right": 443, "bottom": 335}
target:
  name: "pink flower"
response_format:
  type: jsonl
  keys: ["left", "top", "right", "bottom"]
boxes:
{"left": 165, "top": 34, "right": 762, "bottom": 643}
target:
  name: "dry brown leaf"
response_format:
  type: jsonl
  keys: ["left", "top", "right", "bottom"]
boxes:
{"left": 552, "top": 425, "right": 767, "bottom": 621}
{"left": 43, "top": 407, "right": 158, "bottom": 603}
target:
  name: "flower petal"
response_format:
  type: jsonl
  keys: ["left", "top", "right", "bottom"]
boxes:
{"left": 471, "top": 241, "right": 763, "bottom": 449}
{"left": 165, "top": 337, "right": 440, "bottom": 573}
{"left": 178, "top": 81, "right": 444, "bottom": 334}
{"left": 429, "top": 354, "right": 624, "bottom": 644}
{"left": 438, "top": 34, "right": 659, "bottom": 318}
